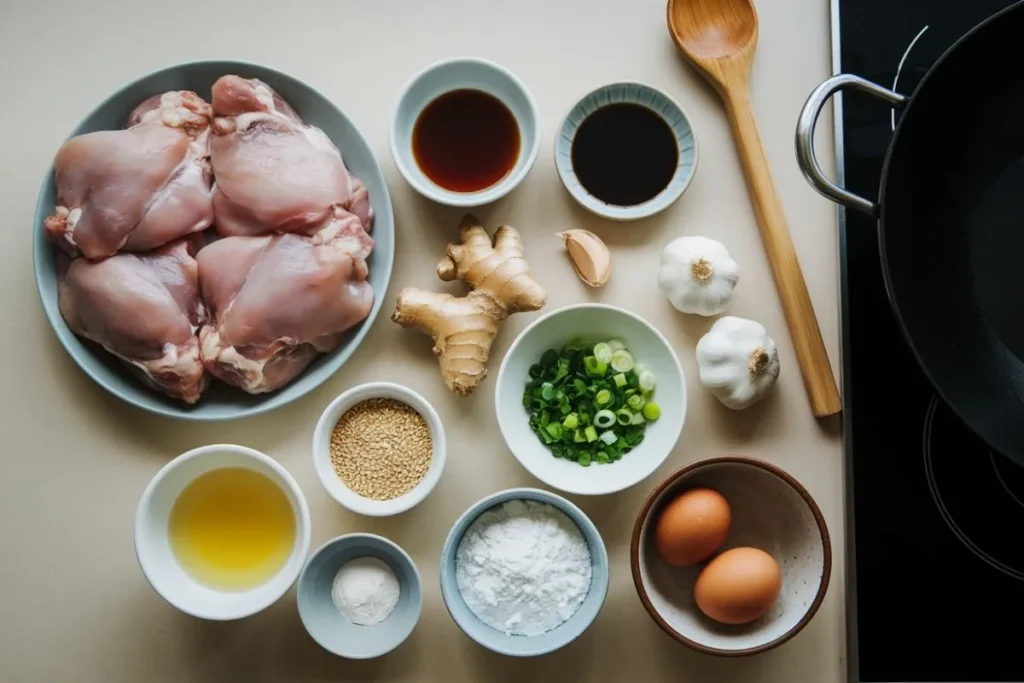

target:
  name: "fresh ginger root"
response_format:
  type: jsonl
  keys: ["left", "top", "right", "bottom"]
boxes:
{"left": 392, "top": 214, "right": 547, "bottom": 395}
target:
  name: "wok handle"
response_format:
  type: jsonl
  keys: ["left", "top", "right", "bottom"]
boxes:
{"left": 796, "top": 74, "right": 908, "bottom": 216}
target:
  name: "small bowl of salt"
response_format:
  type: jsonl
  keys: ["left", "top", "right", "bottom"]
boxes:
{"left": 297, "top": 533, "right": 422, "bottom": 659}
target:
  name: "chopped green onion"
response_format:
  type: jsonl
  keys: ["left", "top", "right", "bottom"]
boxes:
{"left": 524, "top": 340, "right": 656, "bottom": 467}
{"left": 583, "top": 356, "right": 608, "bottom": 377}
{"left": 639, "top": 370, "right": 656, "bottom": 392}
{"left": 611, "top": 350, "right": 634, "bottom": 372}
{"left": 642, "top": 402, "right": 661, "bottom": 421}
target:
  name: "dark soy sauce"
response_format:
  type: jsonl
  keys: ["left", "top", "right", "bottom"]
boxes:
{"left": 571, "top": 103, "right": 678, "bottom": 206}
{"left": 412, "top": 89, "right": 520, "bottom": 193}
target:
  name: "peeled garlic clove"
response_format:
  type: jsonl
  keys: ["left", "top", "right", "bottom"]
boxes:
{"left": 558, "top": 229, "right": 611, "bottom": 287}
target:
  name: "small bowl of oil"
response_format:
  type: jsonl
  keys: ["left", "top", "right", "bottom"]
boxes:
{"left": 134, "top": 444, "right": 312, "bottom": 620}
{"left": 390, "top": 57, "right": 540, "bottom": 207}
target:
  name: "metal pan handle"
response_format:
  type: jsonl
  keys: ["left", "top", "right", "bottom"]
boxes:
{"left": 796, "top": 74, "right": 908, "bottom": 216}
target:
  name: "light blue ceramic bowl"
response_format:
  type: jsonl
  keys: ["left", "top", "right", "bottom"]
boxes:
{"left": 32, "top": 60, "right": 395, "bottom": 420}
{"left": 439, "top": 487, "right": 609, "bottom": 657}
{"left": 297, "top": 534, "right": 422, "bottom": 659}
{"left": 555, "top": 82, "right": 698, "bottom": 221}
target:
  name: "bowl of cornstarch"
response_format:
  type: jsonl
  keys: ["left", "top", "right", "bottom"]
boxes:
{"left": 297, "top": 533, "right": 422, "bottom": 659}
{"left": 440, "top": 487, "right": 610, "bottom": 656}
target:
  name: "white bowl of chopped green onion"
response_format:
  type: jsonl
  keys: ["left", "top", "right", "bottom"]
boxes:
{"left": 495, "top": 304, "right": 686, "bottom": 495}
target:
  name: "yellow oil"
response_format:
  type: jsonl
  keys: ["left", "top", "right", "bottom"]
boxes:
{"left": 169, "top": 467, "right": 295, "bottom": 591}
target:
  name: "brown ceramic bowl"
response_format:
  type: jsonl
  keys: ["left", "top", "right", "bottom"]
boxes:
{"left": 630, "top": 456, "right": 831, "bottom": 656}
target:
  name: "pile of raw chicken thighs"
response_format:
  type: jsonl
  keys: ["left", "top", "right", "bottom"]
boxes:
{"left": 44, "top": 76, "right": 376, "bottom": 404}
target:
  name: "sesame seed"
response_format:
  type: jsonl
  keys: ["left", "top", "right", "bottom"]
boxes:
{"left": 329, "top": 398, "right": 432, "bottom": 501}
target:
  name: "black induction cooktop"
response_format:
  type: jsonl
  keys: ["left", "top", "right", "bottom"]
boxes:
{"left": 836, "top": 1, "right": 1024, "bottom": 681}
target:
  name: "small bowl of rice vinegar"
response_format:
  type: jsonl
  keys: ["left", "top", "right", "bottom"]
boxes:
{"left": 134, "top": 444, "right": 311, "bottom": 620}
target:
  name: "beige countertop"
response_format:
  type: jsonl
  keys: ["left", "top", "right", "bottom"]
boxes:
{"left": 0, "top": 0, "right": 843, "bottom": 680}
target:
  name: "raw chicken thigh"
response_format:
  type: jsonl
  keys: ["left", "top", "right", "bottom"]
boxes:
{"left": 45, "top": 91, "right": 214, "bottom": 259}
{"left": 197, "top": 219, "right": 374, "bottom": 393}
{"left": 58, "top": 237, "right": 209, "bottom": 403}
{"left": 208, "top": 75, "right": 373, "bottom": 238}
{"left": 44, "top": 75, "right": 378, "bottom": 404}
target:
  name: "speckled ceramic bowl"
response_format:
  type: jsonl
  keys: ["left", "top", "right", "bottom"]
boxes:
{"left": 555, "top": 82, "right": 697, "bottom": 221}
{"left": 630, "top": 457, "right": 831, "bottom": 656}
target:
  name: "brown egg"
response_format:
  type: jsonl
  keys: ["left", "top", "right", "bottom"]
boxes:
{"left": 693, "top": 547, "right": 782, "bottom": 625}
{"left": 654, "top": 487, "right": 731, "bottom": 566}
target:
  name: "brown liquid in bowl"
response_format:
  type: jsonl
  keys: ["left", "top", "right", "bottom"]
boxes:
{"left": 571, "top": 103, "right": 678, "bottom": 206}
{"left": 412, "top": 89, "right": 520, "bottom": 193}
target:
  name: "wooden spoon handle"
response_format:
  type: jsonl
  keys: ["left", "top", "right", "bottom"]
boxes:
{"left": 723, "top": 89, "right": 841, "bottom": 417}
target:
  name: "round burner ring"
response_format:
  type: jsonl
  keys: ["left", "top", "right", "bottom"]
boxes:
{"left": 990, "top": 453, "right": 1024, "bottom": 513}
{"left": 923, "top": 395, "right": 1024, "bottom": 581}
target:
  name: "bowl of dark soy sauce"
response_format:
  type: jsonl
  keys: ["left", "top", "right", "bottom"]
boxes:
{"left": 390, "top": 58, "right": 541, "bottom": 207}
{"left": 555, "top": 82, "right": 698, "bottom": 221}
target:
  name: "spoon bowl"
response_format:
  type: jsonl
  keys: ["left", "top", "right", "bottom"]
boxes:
{"left": 668, "top": 0, "right": 758, "bottom": 66}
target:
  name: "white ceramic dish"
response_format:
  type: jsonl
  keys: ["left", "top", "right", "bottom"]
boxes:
{"left": 630, "top": 457, "right": 832, "bottom": 656}
{"left": 134, "top": 444, "right": 312, "bottom": 621}
{"left": 312, "top": 382, "right": 446, "bottom": 516}
{"left": 494, "top": 304, "right": 686, "bottom": 496}
{"left": 390, "top": 57, "right": 540, "bottom": 207}
{"left": 554, "top": 82, "right": 698, "bottom": 221}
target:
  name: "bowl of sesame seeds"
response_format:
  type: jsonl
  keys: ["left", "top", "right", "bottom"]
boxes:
{"left": 312, "top": 382, "right": 445, "bottom": 517}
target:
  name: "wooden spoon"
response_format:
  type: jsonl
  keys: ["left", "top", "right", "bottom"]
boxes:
{"left": 667, "top": 0, "right": 841, "bottom": 417}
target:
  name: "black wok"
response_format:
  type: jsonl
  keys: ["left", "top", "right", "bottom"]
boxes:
{"left": 796, "top": 1, "right": 1024, "bottom": 467}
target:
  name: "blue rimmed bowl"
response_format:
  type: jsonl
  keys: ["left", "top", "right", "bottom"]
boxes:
{"left": 297, "top": 534, "right": 423, "bottom": 659}
{"left": 439, "top": 487, "right": 610, "bottom": 657}
{"left": 555, "top": 82, "right": 698, "bottom": 221}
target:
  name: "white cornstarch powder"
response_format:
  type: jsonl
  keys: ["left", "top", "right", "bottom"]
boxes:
{"left": 331, "top": 557, "right": 400, "bottom": 626}
{"left": 455, "top": 499, "right": 592, "bottom": 636}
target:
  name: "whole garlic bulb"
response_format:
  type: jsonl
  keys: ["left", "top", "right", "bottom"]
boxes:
{"left": 657, "top": 236, "right": 739, "bottom": 316}
{"left": 695, "top": 316, "right": 780, "bottom": 410}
